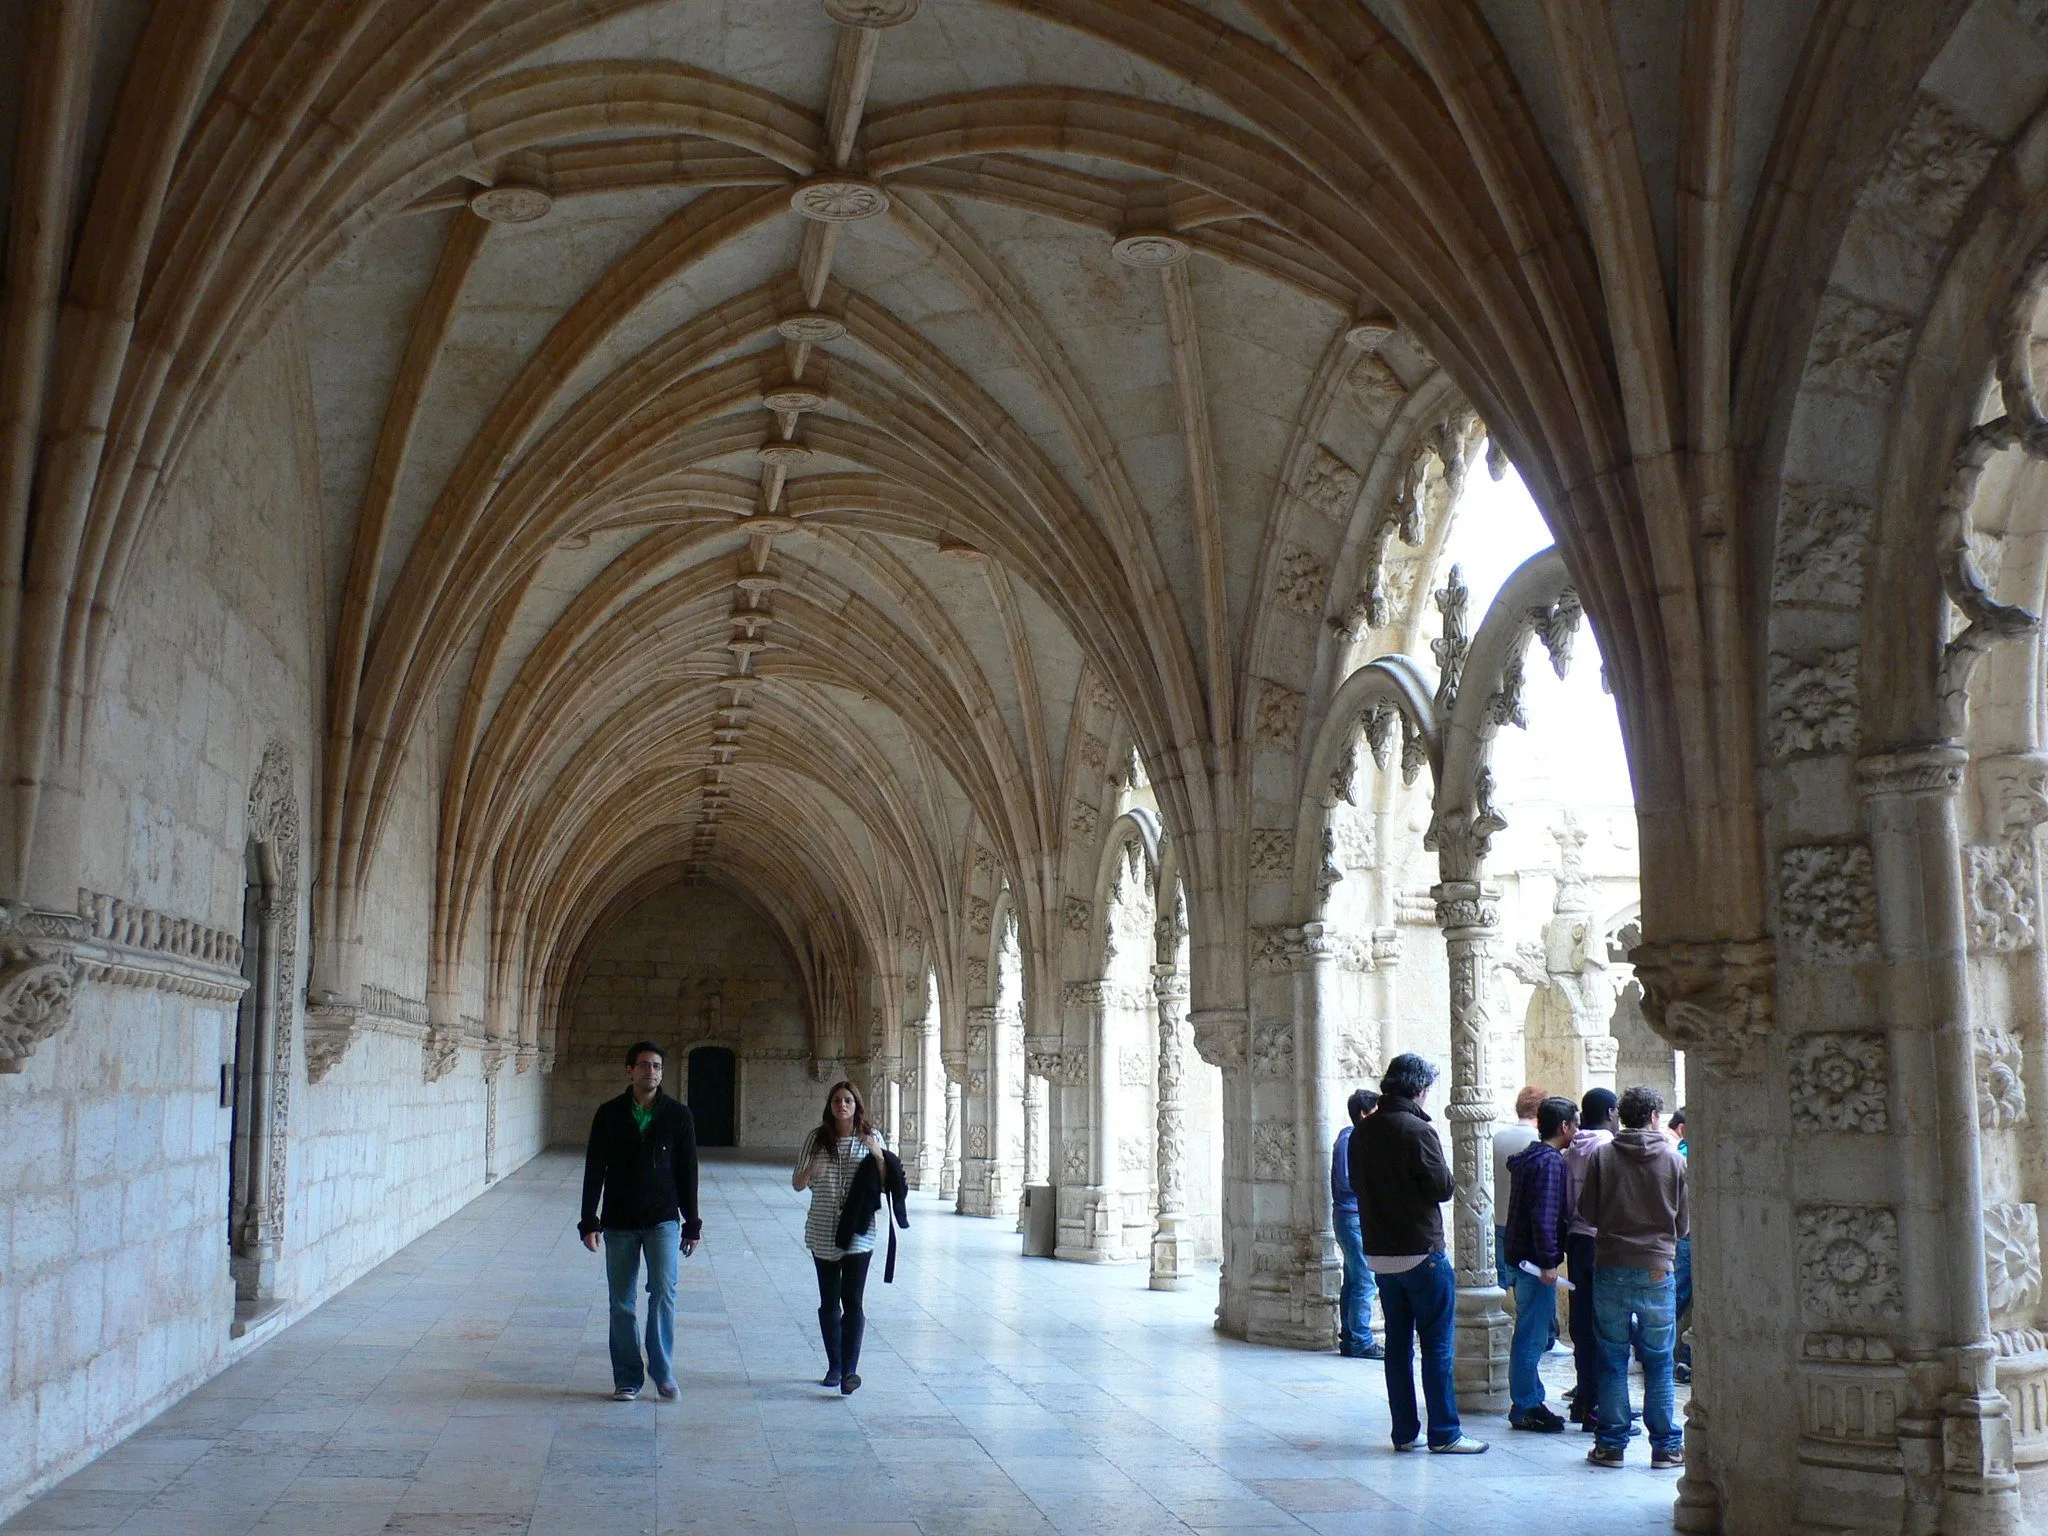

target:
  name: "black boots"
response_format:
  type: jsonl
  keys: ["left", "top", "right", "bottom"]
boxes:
{"left": 839, "top": 1310, "right": 865, "bottom": 1395}
{"left": 817, "top": 1306, "right": 842, "bottom": 1388}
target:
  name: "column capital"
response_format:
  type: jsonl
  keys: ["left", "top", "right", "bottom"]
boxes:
{"left": 1430, "top": 881, "right": 1498, "bottom": 934}
{"left": 1856, "top": 743, "right": 1967, "bottom": 801}
{"left": 1630, "top": 935, "right": 1775, "bottom": 1075}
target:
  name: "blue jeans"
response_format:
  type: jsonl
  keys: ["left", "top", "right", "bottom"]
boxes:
{"left": 1674, "top": 1236, "right": 1693, "bottom": 1365}
{"left": 1594, "top": 1265, "right": 1681, "bottom": 1453}
{"left": 1333, "top": 1211, "right": 1378, "bottom": 1353}
{"left": 604, "top": 1221, "right": 680, "bottom": 1391}
{"left": 1375, "top": 1251, "right": 1460, "bottom": 1448}
{"left": 1495, "top": 1225, "right": 1513, "bottom": 1293}
{"left": 1509, "top": 1269, "right": 1558, "bottom": 1416}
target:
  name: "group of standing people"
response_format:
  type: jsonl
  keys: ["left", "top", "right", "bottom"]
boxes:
{"left": 578, "top": 1041, "right": 902, "bottom": 1400}
{"left": 1334, "top": 1055, "right": 1692, "bottom": 1467}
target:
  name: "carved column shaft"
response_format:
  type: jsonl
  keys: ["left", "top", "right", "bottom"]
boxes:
{"left": 1290, "top": 925, "right": 1341, "bottom": 1343}
{"left": 939, "top": 1058, "right": 962, "bottom": 1203}
{"left": 1151, "top": 964, "right": 1193, "bottom": 1291}
{"left": 1435, "top": 880, "right": 1509, "bottom": 1411}
{"left": 237, "top": 900, "right": 284, "bottom": 1260}
{"left": 1860, "top": 747, "right": 2020, "bottom": 1529}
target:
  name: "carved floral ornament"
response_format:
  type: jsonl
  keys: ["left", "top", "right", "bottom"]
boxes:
{"left": 1797, "top": 1204, "right": 1902, "bottom": 1324}
{"left": 1985, "top": 1202, "right": 2044, "bottom": 1318}
{"left": 1787, "top": 1033, "right": 1889, "bottom": 1133}
{"left": 1975, "top": 1023, "right": 2029, "bottom": 1129}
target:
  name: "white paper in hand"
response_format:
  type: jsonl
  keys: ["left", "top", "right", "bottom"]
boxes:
{"left": 1519, "top": 1258, "right": 1573, "bottom": 1292}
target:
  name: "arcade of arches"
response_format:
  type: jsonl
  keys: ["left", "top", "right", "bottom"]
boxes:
{"left": 6, "top": 2, "right": 2048, "bottom": 1532}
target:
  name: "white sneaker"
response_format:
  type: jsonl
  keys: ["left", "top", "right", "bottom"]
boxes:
{"left": 1430, "top": 1436, "right": 1489, "bottom": 1454}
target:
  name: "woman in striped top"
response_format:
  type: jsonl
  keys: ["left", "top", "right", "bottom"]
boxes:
{"left": 791, "top": 1080, "right": 886, "bottom": 1393}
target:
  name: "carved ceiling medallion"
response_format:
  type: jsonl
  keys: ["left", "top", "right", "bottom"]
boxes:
{"left": 824, "top": 0, "right": 922, "bottom": 25}
{"left": 467, "top": 183, "right": 553, "bottom": 224}
{"left": 791, "top": 177, "right": 892, "bottom": 222}
{"left": 1111, "top": 232, "right": 1191, "bottom": 268}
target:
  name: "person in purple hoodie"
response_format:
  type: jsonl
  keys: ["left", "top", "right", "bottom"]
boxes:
{"left": 1502, "top": 1096, "right": 1579, "bottom": 1431}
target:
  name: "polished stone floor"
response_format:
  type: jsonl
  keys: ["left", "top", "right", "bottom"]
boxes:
{"left": 4, "top": 1152, "right": 1684, "bottom": 1534}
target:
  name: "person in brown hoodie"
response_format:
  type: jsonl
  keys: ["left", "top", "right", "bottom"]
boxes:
{"left": 1577, "top": 1085, "right": 1689, "bottom": 1469}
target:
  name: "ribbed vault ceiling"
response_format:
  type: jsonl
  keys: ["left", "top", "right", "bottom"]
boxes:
{"left": 6, "top": 0, "right": 1887, "bottom": 1043}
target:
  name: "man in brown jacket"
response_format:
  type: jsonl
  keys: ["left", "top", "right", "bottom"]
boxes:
{"left": 1577, "top": 1086, "right": 1688, "bottom": 1469}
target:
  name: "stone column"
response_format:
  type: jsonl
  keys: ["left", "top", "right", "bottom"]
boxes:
{"left": 900, "top": 1022, "right": 926, "bottom": 1189}
{"left": 1019, "top": 1064, "right": 1042, "bottom": 1231}
{"left": 1151, "top": 963, "right": 1194, "bottom": 1289}
{"left": 1289, "top": 924, "right": 1342, "bottom": 1345}
{"left": 1860, "top": 747, "right": 2021, "bottom": 1534}
{"left": 959, "top": 1005, "right": 999, "bottom": 1215}
{"left": 1056, "top": 980, "right": 1121, "bottom": 1258}
{"left": 1434, "top": 880, "right": 1510, "bottom": 1411}
{"left": 482, "top": 1039, "right": 511, "bottom": 1184}
{"left": 939, "top": 1055, "right": 962, "bottom": 1204}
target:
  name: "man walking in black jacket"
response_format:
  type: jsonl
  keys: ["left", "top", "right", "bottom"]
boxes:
{"left": 580, "top": 1042, "right": 702, "bottom": 1400}
{"left": 1348, "top": 1052, "right": 1487, "bottom": 1454}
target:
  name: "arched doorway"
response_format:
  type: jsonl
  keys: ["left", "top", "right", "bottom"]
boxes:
{"left": 688, "top": 1047, "right": 737, "bottom": 1147}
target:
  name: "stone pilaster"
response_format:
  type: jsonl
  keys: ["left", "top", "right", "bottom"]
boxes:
{"left": 1858, "top": 746, "right": 2022, "bottom": 1535}
{"left": 958, "top": 1004, "right": 1001, "bottom": 1216}
{"left": 1434, "top": 881, "right": 1510, "bottom": 1411}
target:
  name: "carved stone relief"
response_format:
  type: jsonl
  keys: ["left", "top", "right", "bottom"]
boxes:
{"left": 1068, "top": 802, "right": 1100, "bottom": 844}
{"left": 1119, "top": 1045, "right": 1150, "bottom": 1087}
{"left": 1787, "top": 1033, "right": 1889, "bottom": 1133}
{"left": 1773, "top": 484, "right": 1871, "bottom": 608}
{"left": 1254, "top": 682, "right": 1305, "bottom": 747}
{"left": 1252, "top": 1123, "right": 1297, "bottom": 1180}
{"left": 1975, "top": 1024, "right": 2029, "bottom": 1129}
{"left": 1061, "top": 1134, "right": 1088, "bottom": 1180}
{"left": 1078, "top": 733, "right": 1109, "bottom": 770}
{"left": 1779, "top": 845, "right": 1880, "bottom": 963}
{"left": 1805, "top": 293, "right": 1914, "bottom": 397}
{"left": 1797, "top": 1204, "right": 1902, "bottom": 1324}
{"left": 1273, "top": 546, "right": 1328, "bottom": 615}
{"left": 1248, "top": 831, "right": 1293, "bottom": 879}
{"left": 1967, "top": 840, "right": 2038, "bottom": 954}
{"left": 1985, "top": 1202, "right": 2044, "bottom": 1318}
{"left": 1250, "top": 1021, "right": 1294, "bottom": 1080}
{"left": 1064, "top": 897, "right": 1092, "bottom": 933}
{"left": 1768, "top": 650, "right": 1861, "bottom": 759}
{"left": 0, "top": 903, "right": 85, "bottom": 1074}
{"left": 1345, "top": 352, "right": 1407, "bottom": 423}
{"left": 969, "top": 897, "right": 992, "bottom": 933}
{"left": 968, "top": 1126, "right": 989, "bottom": 1157}
{"left": 1300, "top": 447, "right": 1362, "bottom": 520}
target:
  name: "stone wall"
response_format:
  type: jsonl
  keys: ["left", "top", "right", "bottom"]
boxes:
{"left": 552, "top": 883, "right": 816, "bottom": 1149}
{"left": 0, "top": 312, "right": 542, "bottom": 1522}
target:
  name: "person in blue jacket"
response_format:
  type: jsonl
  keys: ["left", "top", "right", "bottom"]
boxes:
{"left": 1330, "top": 1088, "right": 1383, "bottom": 1359}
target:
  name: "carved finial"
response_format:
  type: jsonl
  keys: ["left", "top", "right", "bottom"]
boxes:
{"left": 1551, "top": 810, "right": 1592, "bottom": 913}
{"left": 1365, "top": 702, "right": 1399, "bottom": 771}
{"left": 1533, "top": 587, "right": 1583, "bottom": 679}
{"left": 1431, "top": 565, "right": 1470, "bottom": 715}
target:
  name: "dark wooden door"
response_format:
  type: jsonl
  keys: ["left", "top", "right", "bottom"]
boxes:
{"left": 688, "top": 1046, "right": 737, "bottom": 1146}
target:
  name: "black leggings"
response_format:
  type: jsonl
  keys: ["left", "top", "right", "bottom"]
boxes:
{"left": 814, "top": 1251, "right": 873, "bottom": 1325}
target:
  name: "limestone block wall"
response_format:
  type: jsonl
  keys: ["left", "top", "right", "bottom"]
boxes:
{"left": 552, "top": 884, "right": 814, "bottom": 1148}
{"left": 741, "top": 1058, "right": 823, "bottom": 1149}
{"left": 0, "top": 310, "right": 543, "bottom": 1521}
{"left": 0, "top": 986, "right": 237, "bottom": 1521}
